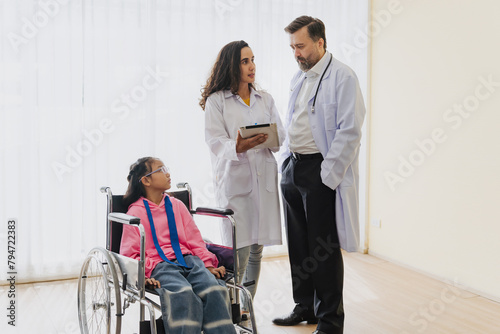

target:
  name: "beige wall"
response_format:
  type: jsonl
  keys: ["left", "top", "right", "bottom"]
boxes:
{"left": 369, "top": 0, "right": 500, "bottom": 301}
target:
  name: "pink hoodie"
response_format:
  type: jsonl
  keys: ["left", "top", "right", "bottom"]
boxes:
{"left": 120, "top": 193, "right": 218, "bottom": 278}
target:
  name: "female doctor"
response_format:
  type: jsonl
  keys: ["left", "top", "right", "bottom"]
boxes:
{"left": 200, "top": 40, "right": 285, "bottom": 304}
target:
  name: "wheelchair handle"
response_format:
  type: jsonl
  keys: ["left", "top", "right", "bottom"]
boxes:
{"left": 195, "top": 207, "right": 234, "bottom": 216}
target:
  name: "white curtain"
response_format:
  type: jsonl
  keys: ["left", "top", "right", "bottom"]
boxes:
{"left": 0, "top": 0, "right": 368, "bottom": 283}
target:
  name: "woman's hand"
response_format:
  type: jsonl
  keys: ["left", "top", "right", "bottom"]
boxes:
{"left": 207, "top": 266, "right": 226, "bottom": 279}
{"left": 145, "top": 277, "right": 161, "bottom": 289}
{"left": 236, "top": 131, "right": 268, "bottom": 153}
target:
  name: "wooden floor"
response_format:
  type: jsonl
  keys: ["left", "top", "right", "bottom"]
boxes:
{"left": 2, "top": 252, "right": 500, "bottom": 333}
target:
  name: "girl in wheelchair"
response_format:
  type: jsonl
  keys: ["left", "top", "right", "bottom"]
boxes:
{"left": 120, "top": 157, "right": 237, "bottom": 334}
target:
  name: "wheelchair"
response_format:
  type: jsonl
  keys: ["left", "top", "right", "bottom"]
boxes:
{"left": 77, "top": 183, "right": 257, "bottom": 334}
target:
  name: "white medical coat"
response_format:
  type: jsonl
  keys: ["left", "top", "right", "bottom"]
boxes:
{"left": 279, "top": 53, "right": 366, "bottom": 252}
{"left": 205, "top": 89, "right": 285, "bottom": 248}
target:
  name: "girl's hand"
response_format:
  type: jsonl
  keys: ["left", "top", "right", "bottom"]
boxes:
{"left": 207, "top": 266, "right": 226, "bottom": 279}
{"left": 236, "top": 131, "right": 268, "bottom": 153}
{"left": 145, "top": 277, "right": 161, "bottom": 289}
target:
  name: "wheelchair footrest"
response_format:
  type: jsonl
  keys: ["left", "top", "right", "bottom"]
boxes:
{"left": 231, "top": 303, "right": 241, "bottom": 324}
{"left": 140, "top": 317, "right": 164, "bottom": 334}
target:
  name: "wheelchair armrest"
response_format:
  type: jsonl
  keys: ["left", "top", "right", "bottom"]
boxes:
{"left": 194, "top": 207, "right": 234, "bottom": 216}
{"left": 109, "top": 212, "right": 141, "bottom": 225}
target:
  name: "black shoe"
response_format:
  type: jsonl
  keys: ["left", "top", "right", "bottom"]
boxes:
{"left": 312, "top": 331, "right": 328, "bottom": 334}
{"left": 272, "top": 311, "right": 318, "bottom": 326}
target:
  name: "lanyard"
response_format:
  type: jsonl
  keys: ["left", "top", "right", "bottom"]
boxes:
{"left": 143, "top": 197, "right": 189, "bottom": 268}
{"left": 311, "top": 53, "right": 333, "bottom": 113}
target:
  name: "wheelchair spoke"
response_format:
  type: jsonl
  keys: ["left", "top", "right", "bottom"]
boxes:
{"left": 88, "top": 257, "right": 108, "bottom": 333}
{"left": 78, "top": 248, "right": 121, "bottom": 334}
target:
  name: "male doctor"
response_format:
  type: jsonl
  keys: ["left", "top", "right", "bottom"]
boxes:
{"left": 273, "top": 16, "right": 366, "bottom": 334}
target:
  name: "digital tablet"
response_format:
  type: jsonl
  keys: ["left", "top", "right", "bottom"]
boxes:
{"left": 239, "top": 123, "right": 279, "bottom": 149}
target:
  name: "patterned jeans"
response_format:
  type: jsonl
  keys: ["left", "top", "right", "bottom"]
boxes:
{"left": 152, "top": 255, "right": 236, "bottom": 334}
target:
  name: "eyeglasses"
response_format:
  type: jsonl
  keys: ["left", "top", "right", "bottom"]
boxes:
{"left": 141, "top": 166, "right": 170, "bottom": 180}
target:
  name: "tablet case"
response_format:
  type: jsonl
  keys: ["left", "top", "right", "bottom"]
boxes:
{"left": 239, "top": 123, "right": 279, "bottom": 149}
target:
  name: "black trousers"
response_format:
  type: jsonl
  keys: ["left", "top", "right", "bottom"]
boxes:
{"left": 280, "top": 155, "right": 344, "bottom": 334}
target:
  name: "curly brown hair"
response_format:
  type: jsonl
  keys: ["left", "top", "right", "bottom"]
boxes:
{"left": 199, "top": 40, "right": 255, "bottom": 110}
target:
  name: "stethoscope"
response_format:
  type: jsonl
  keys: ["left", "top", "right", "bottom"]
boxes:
{"left": 311, "top": 53, "right": 333, "bottom": 113}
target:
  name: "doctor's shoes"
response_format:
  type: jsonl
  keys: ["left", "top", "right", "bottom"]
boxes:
{"left": 272, "top": 310, "right": 318, "bottom": 326}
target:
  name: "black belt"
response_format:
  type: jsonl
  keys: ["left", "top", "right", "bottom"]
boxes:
{"left": 290, "top": 152, "right": 323, "bottom": 160}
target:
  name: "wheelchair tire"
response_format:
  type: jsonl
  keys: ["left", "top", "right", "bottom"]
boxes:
{"left": 78, "top": 247, "right": 122, "bottom": 334}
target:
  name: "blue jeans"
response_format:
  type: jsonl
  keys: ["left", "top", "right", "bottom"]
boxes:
{"left": 151, "top": 255, "right": 236, "bottom": 334}
{"left": 237, "top": 244, "right": 264, "bottom": 310}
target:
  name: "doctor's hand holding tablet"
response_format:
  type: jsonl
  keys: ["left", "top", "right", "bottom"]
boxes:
{"left": 237, "top": 122, "right": 280, "bottom": 152}
{"left": 235, "top": 130, "right": 267, "bottom": 153}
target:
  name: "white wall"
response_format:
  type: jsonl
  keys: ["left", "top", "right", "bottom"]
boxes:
{"left": 369, "top": 0, "right": 500, "bottom": 301}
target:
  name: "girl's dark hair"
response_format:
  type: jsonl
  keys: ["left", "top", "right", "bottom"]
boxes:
{"left": 285, "top": 16, "right": 327, "bottom": 50}
{"left": 199, "top": 40, "right": 255, "bottom": 110}
{"left": 123, "top": 157, "right": 156, "bottom": 208}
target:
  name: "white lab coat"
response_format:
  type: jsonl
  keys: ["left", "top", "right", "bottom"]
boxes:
{"left": 279, "top": 52, "right": 366, "bottom": 252}
{"left": 205, "top": 88, "right": 285, "bottom": 248}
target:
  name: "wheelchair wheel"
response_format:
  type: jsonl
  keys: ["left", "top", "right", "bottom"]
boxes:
{"left": 78, "top": 247, "right": 122, "bottom": 334}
